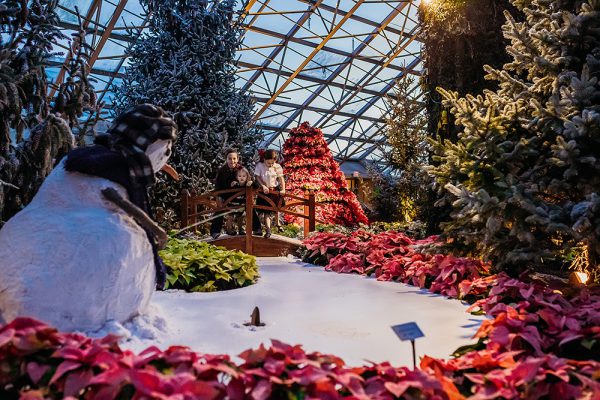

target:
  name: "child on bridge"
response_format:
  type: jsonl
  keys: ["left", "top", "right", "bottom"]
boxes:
{"left": 225, "top": 167, "right": 256, "bottom": 236}
{"left": 254, "top": 149, "right": 286, "bottom": 238}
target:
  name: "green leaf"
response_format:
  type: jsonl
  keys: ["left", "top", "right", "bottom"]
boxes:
{"left": 161, "top": 237, "right": 259, "bottom": 292}
{"left": 581, "top": 339, "right": 596, "bottom": 351}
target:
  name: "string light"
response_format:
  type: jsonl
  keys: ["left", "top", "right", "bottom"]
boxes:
{"left": 569, "top": 271, "right": 589, "bottom": 285}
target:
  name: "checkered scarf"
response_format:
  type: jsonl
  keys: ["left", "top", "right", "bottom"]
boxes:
{"left": 106, "top": 104, "right": 177, "bottom": 188}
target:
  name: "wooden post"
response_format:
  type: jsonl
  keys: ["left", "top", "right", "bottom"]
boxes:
{"left": 308, "top": 190, "right": 316, "bottom": 233}
{"left": 245, "top": 186, "right": 254, "bottom": 254}
{"left": 303, "top": 189, "right": 310, "bottom": 239}
{"left": 181, "top": 190, "right": 190, "bottom": 229}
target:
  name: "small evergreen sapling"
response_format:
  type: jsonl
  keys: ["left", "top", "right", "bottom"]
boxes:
{"left": 381, "top": 74, "right": 430, "bottom": 223}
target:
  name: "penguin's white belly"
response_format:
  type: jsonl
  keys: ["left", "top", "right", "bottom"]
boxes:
{"left": 0, "top": 161, "right": 155, "bottom": 331}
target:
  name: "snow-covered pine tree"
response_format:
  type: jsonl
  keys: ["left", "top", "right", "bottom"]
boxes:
{"left": 427, "top": 0, "right": 600, "bottom": 277}
{"left": 113, "top": 0, "right": 261, "bottom": 227}
{"left": 0, "top": 1, "right": 100, "bottom": 225}
{"left": 282, "top": 122, "right": 369, "bottom": 227}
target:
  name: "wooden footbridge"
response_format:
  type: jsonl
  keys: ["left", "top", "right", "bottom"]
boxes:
{"left": 181, "top": 187, "right": 319, "bottom": 256}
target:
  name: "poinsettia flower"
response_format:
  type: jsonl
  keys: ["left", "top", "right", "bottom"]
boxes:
{"left": 283, "top": 123, "right": 369, "bottom": 226}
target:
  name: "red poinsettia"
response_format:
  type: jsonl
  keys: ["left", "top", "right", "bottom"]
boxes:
{"left": 2, "top": 319, "right": 465, "bottom": 399}
{"left": 302, "top": 229, "right": 600, "bottom": 365}
{"left": 3, "top": 231, "right": 600, "bottom": 399}
{"left": 282, "top": 122, "right": 369, "bottom": 227}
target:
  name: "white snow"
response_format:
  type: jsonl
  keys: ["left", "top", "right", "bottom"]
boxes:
{"left": 85, "top": 304, "right": 169, "bottom": 346}
{"left": 120, "top": 257, "right": 485, "bottom": 368}
{"left": 0, "top": 161, "right": 155, "bottom": 332}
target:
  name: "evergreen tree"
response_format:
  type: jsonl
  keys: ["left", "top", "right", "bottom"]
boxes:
{"left": 0, "top": 1, "right": 100, "bottom": 224}
{"left": 419, "top": 0, "right": 518, "bottom": 234}
{"left": 113, "top": 0, "right": 261, "bottom": 227}
{"left": 364, "top": 163, "right": 401, "bottom": 222}
{"left": 380, "top": 75, "right": 430, "bottom": 223}
{"left": 282, "top": 122, "right": 368, "bottom": 227}
{"left": 419, "top": 0, "right": 516, "bottom": 141}
{"left": 427, "top": 0, "right": 600, "bottom": 277}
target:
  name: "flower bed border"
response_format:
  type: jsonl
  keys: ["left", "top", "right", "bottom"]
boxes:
{"left": 1, "top": 230, "right": 598, "bottom": 399}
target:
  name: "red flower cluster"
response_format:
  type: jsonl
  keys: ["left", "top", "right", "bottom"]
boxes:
{"left": 421, "top": 351, "right": 600, "bottom": 399}
{"left": 282, "top": 122, "right": 369, "bottom": 227}
{"left": 1, "top": 319, "right": 457, "bottom": 399}
{"left": 2, "top": 230, "right": 599, "bottom": 398}
{"left": 301, "top": 230, "right": 600, "bottom": 398}
{"left": 0, "top": 318, "right": 235, "bottom": 399}
{"left": 303, "top": 230, "right": 490, "bottom": 298}
{"left": 469, "top": 276, "right": 600, "bottom": 359}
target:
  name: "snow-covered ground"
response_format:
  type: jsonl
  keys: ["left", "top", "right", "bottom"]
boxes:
{"left": 119, "top": 257, "right": 485, "bottom": 368}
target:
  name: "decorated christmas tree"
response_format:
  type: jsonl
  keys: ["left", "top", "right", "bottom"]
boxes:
{"left": 282, "top": 122, "right": 368, "bottom": 227}
{"left": 427, "top": 0, "right": 600, "bottom": 277}
{"left": 113, "top": 0, "right": 261, "bottom": 227}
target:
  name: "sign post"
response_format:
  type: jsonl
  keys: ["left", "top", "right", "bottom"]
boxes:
{"left": 391, "top": 322, "right": 424, "bottom": 369}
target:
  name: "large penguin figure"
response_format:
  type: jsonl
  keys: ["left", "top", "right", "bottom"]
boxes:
{"left": 0, "top": 104, "right": 178, "bottom": 332}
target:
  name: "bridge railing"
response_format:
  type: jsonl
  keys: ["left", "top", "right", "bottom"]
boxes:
{"left": 181, "top": 187, "right": 319, "bottom": 253}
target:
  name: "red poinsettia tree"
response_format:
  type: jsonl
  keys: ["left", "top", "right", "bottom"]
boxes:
{"left": 282, "top": 122, "right": 369, "bottom": 227}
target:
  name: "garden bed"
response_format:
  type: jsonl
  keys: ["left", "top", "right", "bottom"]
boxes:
{"left": 1, "top": 231, "right": 598, "bottom": 399}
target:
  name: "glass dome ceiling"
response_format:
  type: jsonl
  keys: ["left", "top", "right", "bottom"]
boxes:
{"left": 50, "top": 0, "right": 424, "bottom": 164}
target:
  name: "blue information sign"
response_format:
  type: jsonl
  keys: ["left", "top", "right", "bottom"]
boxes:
{"left": 391, "top": 322, "right": 424, "bottom": 341}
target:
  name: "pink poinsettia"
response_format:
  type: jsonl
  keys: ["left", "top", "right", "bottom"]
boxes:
{"left": 326, "top": 253, "right": 365, "bottom": 274}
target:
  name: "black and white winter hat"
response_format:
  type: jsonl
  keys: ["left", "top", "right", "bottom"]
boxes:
{"left": 107, "top": 104, "right": 177, "bottom": 150}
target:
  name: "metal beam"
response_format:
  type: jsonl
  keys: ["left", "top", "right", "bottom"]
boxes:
{"left": 251, "top": 98, "right": 382, "bottom": 123}
{"left": 264, "top": 3, "right": 409, "bottom": 146}
{"left": 47, "top": 60, "right": 121, "bottom": 79}
{"left": 352, "top": 116, "right": 425, "bottom": 161}
{"left": 323, "top": 31, "right": 421, "bottom": 143}
{"left": 240, "top": 0, "right": 323, "bottom": 93}
{"left": 238, "top": 0, "right": 265, "bottom": 31}
{"left": 238, "top": 61, "right": 388, "bottom": 97}
{"left": 57, "top": 21, "right": 137, "bottom": 43}
{"left": 251, "top": 0, "right": 368, "bottom": 122}
{"left": 346, "top": 106, "right": 427, "bottom": 161}
{"left": 311, "top": 1, "right": 419, "bottom": 133}
{"left": 260, "top": 21, "right": 421, "bottom": 153}
{"left": 88, "top": 0, "right": 129, "bottom": 67}
{"left": 242, "top": 0, "right": 259, "bottom": 14}
{"left": 244, "top": 25, "right": 418, "bottom": 75}
{"left": 49, "top": 0, "right": 102, "bottom": 97}
{"left": 257, "top": 123, "right": 388, "bottom": 145}
{"left": 296, "top": 0, "right": 419, "bottom": 41}
{"left": 255, "top": 63, "right": 422, "bottom": 155}
{"left": 57, "top": 15, "right": 420, "bottom": 77}
{"left": 342, "top": 124, "right": 386, "bottom": 161}
{"left": 341, "top": 86, "right": 426, "bottom": 161}
{"left": 326, "top": 55, "right": 421, "bottom": 146}
{"left": 97, "top": 12, "right": 151, "bottom": 104}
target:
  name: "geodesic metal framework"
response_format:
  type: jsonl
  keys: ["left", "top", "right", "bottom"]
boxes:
{"left": 50, "top": 0, "right": 424, "bottom": 164}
